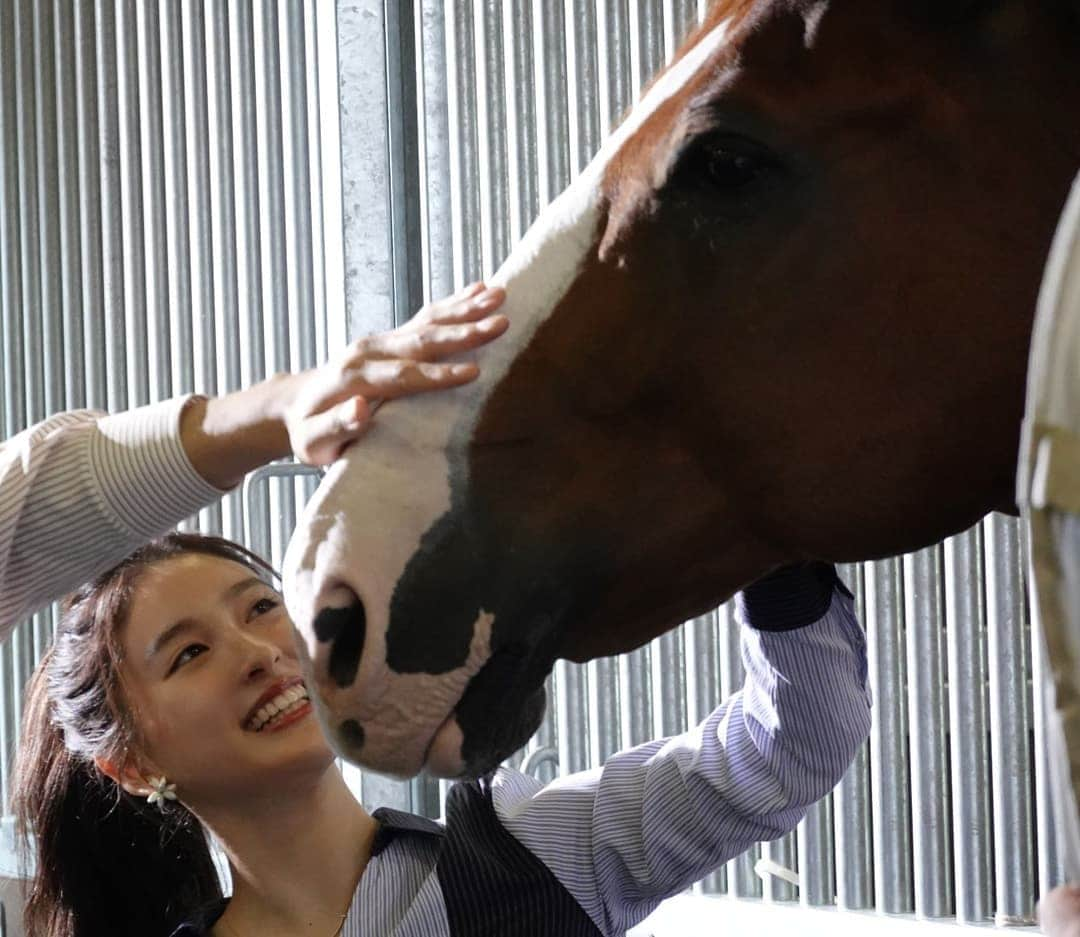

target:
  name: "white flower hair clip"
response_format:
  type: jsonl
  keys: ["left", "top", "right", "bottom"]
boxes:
{"left": 147, "top": 776, "right": 178, "bottom": 811}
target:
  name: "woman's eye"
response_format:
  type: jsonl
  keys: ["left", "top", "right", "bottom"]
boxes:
{"left": 250, "top": 597, "right": 279, "bottom": 619}
{"left": 169, "top": 644, "right": 207, "bottom": 674}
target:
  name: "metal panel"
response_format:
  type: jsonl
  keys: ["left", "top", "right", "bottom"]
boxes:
{"left": 985, "top": 513, "right": 1036, "bottom": 925}
{"left": 944, "top": 527, "right": 993, "bottom": 923}
{"left": 866, "top": 556, "right": 914, "bottom": 914}
{"left": 905, "top": 546, "right": 954, "bottom": 918}
{"left": 835, "top": 563, "right": 873, "bottom": 910}
{"left": 0, "top": 0, "right": 345, "bottom": 818}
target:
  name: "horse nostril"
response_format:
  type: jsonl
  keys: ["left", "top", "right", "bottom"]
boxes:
{"left": 312, "top": 594, "right": 367, "bottom": 688}
{"left": 339, "top": 719, "right": 365, "bottom": 751}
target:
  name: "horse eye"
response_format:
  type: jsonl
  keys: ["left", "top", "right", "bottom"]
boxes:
{"left": 671, "top": 133, "right": 774, "bottom": 192}
{"left": 713, "top": 149, "right": 760, "bottom": 183}
{"left": 702, "top": 145, "right": 765, "bottom": 188}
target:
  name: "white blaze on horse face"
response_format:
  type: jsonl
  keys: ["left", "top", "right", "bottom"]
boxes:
{"left": 282, "top": 22, "right": 732, "bottom": 777}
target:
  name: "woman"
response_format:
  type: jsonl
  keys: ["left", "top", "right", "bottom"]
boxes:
{"left": 13, "top": 534, "right": 870, "bottom": 937}
{"left": 0, "top": 282, "right": 507, "bottom": 636}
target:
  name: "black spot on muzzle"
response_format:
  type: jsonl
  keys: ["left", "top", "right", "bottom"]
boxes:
{"left": 339, "top": 718, "right": 365, "bottom": 751}
{"left": 312, "top": 599, "right": 367, "bottom": 688}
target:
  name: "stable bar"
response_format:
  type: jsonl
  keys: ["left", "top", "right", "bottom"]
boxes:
{"left": 984, "top": 513, "right": 1035, "bottom": 925}
{"left": 943, "top": 527, "right": 993, "bottom": 923}
{"left": 445, "top": 0, "right": 481, "bottom": 284}
{"left": 473, "top": 0, "right": 509, "bottom": 273}
{"left": 904, "top": 546, "right": 954, "bottom": 918}
{"left": 865, "top": 556, "right": 914, "bottom": 914}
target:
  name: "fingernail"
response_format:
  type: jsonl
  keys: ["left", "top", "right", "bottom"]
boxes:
{"left": 478, "top": 315, "right": 505, "bottom": 331}
{"left": 451, "top": 363, "right": 478, "bottom": 377}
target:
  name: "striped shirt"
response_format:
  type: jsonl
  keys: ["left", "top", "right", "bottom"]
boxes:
{"left": 173, "top": 586, "right": 871, "bottom": 937}
{"left": 0, "top": 398, "right": 225, "bottom": 635}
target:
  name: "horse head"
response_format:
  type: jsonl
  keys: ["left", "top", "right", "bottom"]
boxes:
{"left": 284, "top": 0, "right": 1080, "bottom": 778}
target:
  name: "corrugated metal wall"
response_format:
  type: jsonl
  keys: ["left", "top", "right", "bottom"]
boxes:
{"left": 0, "top": 0, "right": 345, "bottom": 820}
{"left": 392, "top": 1, "right": 1063, "bottom": 927}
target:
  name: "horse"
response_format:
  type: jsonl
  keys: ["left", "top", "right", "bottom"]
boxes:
{"left": 283, "top": 0, "right": 1080, "bottom": 779}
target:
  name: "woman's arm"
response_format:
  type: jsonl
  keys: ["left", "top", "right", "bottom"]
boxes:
{"left": 0, "top": 284, "right": 506, "bottom": 636}
{"left": 490, "top": 564, "right": 871, "bottom": 937}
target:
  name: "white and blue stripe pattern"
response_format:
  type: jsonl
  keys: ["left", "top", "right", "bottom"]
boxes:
{"left": 0, "top": 397, "right": 226, "bottom": 635}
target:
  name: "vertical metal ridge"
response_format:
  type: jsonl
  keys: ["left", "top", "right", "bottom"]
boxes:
{"left": 501, "top": 0, "right": 537, "bottom": 245}
{"left": 866, "top": 555, "right": 914, "bottom": 914}
{"left": 985, "top": 513, "right": 1035, "bottom": 925}
{"left": 0, "top": 0, "right": 22, "bottom": 814}
{"left": 116, "top": 0, "right": 149, "bottom": 410}
{"left": 253, "top": 0, "right": 294, "bottom": 554}
{"left": 835, "top": 563, "right": 873, "bottom": 910}
{"left": 180, "top": 0, "right": 221, "bottom": 535}
{"left": 531, "top": 0, "right": 569, "bottom": 207}
{"left": 95, "top": 0, "right": 128, "bottom": 413}
{"left": 472, "top": 1, "right": 508, "bottom": 274}
{"left": 944, "top": 527, "right": 993, "bottom": 923}
{"left": 905, "top": 546, "right": 954, "bottom": 918}
{"left": 282, "top": 0, "right": 317, "bottom": 365}
{"left": 596, "top": 0, "right": 631, "bottom": 135}
{"left": 18, "top": 0, "right": 44, "bottom": 428}
{"left": 34, "top": 0, "right": 64, "bottom": 417}
{"left": 564, "top": 0, "right": 599, "bottom": 174}
{"left": 206, "top": 0, "right": 244, "bottom": 541}
{"left": 445, "top": 0, "right": 481, "bottom": 285}
{"left": 136, "top": 0, "right": 171, "bottom": 404}
{"left": 55, "top": 0, "right": 87, "bottom": 410}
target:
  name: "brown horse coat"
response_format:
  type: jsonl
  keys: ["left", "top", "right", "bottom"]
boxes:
{"left": 284, "top": 0, "right": 1080, "bottom": 778}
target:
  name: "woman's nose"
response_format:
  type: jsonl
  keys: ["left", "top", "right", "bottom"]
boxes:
{"left": 239, "top": 633, "right": 282, "bottom": 681}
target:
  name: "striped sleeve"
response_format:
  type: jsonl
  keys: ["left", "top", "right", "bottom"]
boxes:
{"left": 0, "top": 398, "right": 228, "bottom": 638}
{"left": 490, "top": 586, "right": 872, "bottom": 937}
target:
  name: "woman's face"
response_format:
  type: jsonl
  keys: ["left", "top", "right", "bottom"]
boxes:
{"left": 118, "top": 552, "right": 334, "bottom": 808}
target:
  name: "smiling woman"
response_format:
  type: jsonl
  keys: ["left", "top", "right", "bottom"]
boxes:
{"left": 10, "top": 534, "right": 869, "bottom": 937}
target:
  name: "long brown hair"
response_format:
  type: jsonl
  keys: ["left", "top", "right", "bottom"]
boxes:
{"left": 11, "top": 533, "right": 277, "bottom": 937}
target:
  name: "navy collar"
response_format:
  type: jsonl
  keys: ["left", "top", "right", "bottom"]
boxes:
{"left": 370, "top": 806, "right": 445, "bottom": 856}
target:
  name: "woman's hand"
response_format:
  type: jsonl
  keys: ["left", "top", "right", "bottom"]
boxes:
{"left": 283, "top": 282, "right": 507, "bottom": 464}
{"left": 182, "top": 282, "right": 508, "bottom": 488}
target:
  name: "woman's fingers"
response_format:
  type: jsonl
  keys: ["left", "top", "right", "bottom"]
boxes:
{"left": 359, "top": 314, "right": 509, "bottom": 362}
{"left": 289, "top": 397, "right": 372, "bottom": 465}
{"left": 349, "top": 359, "right": 480, "bottom": 398}
{"left": 410, "top": 283, "right": 506, "bottom": 327}
{"left": 284, "top": 283, "right": 506, "bottom": 464}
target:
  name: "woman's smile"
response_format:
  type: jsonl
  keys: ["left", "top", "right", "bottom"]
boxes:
{"left": 245, "top": 686, "right": 313, "bottom": 734}
{"left": 243, "top": 677, "right": 312, "bottom": 732}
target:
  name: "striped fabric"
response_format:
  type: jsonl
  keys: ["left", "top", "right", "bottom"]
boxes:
{"left": 172, "top": 589, "right": 870, "bottom": 937}
{"left": 0, "top": 397, "right": 226, "bottom": 635}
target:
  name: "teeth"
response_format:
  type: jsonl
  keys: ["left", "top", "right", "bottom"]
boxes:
{"left": 246, "top": 685, "right": 310, "bottom": 732}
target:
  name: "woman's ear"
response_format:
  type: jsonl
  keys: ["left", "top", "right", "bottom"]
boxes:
{"left": 94, "top": 754, "right": 160, "bottom": 798}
